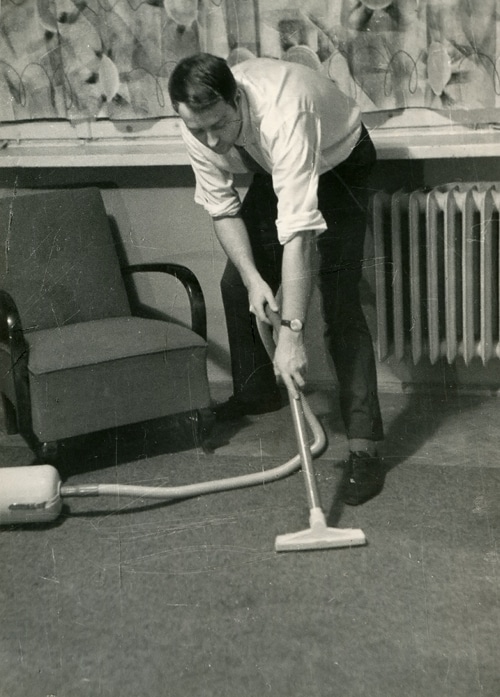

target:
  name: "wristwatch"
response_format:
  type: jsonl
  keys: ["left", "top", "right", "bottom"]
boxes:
{"left": 280, "top": 318, "right": 304, "bottom": 332}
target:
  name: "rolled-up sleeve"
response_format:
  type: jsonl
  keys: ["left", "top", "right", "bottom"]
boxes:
{"left": 181, "top": 123, "right": 242, "bottom": 219}
{"left": 269, "top": 111, "right": 327, "bottom": 244}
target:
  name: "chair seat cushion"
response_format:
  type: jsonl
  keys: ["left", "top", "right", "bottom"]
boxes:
{"left": 25, "top": 317, "right": 211, "bottom": 441}
{"left": 28, "top": 316, "right": 206, "bottom": 373}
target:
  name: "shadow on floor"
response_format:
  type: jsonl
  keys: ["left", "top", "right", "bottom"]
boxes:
{"left": 322, "top": 384, "right": 493, "bottom": 526}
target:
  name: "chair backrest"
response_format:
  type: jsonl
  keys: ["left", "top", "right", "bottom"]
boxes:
{"left": 0, "top": 188, "right": 131, "bottom": 332}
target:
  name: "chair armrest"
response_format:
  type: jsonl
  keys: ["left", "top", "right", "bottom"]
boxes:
{"left": 122, "top": 263, "right": 207, "bottom": 341}
{"left": 0, "top": 290, "right": 34, "bottom": 438}
{"left": 0, "top": 290, "right": 28, "bottom": 364}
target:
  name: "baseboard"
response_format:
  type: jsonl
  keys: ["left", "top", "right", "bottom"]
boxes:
{"left": 207, "top": 377, "right": 500, "bottom": 398}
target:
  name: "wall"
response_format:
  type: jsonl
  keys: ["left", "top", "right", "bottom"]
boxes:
{"left": 2, "top": 155, "right": 499, "bottom": 394}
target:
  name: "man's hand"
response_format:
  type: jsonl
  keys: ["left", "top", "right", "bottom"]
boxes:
{"left": 273, "top": 330, "right": 307, "bottom": 399}
{"left": 247, "top": 278, "right": 279, "bottom": 323}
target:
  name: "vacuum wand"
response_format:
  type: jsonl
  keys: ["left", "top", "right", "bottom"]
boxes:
{"left": 275, "top": 388, "right": 366, "bottom": 551}
{"left": 289, "top": 394, "right": 321, "bottom": 510}
{"left": 260, "top": 307, "right": 366, "bottom": 552}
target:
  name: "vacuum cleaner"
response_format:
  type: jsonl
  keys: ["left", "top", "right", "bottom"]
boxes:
{"left": 0, "top": 311, "right": 366, "bottom": 551}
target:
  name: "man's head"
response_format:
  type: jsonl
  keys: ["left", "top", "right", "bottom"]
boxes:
{"left": 168, "top": 53, "right": 242, "bottom": 155}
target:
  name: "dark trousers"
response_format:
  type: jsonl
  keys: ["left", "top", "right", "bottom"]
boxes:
{"left": 220, "top": 125, "right": 384, "bottom": 442}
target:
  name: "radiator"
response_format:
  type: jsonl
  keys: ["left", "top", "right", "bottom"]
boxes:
{"left": 372, "top": 183, "right": 500, "bottom": 365}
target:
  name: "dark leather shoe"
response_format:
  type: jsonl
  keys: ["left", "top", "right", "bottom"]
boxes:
{"left": 213, "top": 392, "right": 283, "bottom": 422}
{"left": 341, "top": 451, "right": 385, "bottom": 506}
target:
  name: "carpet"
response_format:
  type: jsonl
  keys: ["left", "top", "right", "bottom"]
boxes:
{"left": 1, "top": 443, "right": 499, "bottom": 697}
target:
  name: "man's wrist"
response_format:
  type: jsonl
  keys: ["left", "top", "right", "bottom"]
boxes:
{"left": 279, "top": 325, "right": 305, "bottom": 343}
{"left": 242, "top": 269, "right": 263, "bottom": 289}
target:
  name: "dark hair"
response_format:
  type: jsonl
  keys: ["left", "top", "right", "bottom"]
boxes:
{"left": 168, "top": 53, "right": 238, "bottom": 113}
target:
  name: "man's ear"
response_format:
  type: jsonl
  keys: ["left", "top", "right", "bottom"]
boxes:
{"left": 232, "top": 88, "right": 241, "bottom": 109}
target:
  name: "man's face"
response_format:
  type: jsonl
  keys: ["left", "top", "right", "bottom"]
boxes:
{"left": 177, "top": 98, "right": 241, "bottom": 155}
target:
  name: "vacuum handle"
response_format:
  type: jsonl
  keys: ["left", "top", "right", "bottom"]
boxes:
{"left": 264, "top": 305, "right": 282, "bottom": 333}
{"left": 257, "top": 305, "right": 281, "bottom": 362}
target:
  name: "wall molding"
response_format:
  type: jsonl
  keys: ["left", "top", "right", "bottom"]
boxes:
{"left": 1, "top": 109, "right": 500, "bottom": 167}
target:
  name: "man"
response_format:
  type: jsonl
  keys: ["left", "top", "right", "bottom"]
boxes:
{"left": 168, "top": 53, "right": 384, "bottom": 505}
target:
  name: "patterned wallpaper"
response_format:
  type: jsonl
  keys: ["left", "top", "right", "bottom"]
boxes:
{"left": 0, "top": 0, "right": 499, "bottom": 123}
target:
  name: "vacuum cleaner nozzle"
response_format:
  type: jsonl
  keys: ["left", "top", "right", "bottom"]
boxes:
{"left": 0, "top": 465, "right": 63, "bottom": 525}
{"left": 275, "top": 507, "right": 366, "bottom": 552}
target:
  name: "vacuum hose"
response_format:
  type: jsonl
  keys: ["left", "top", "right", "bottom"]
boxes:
{"left": 61, "top": 390, "right": 325, "bottom": 500}
{"left": 0, "top": 312, "right": 327, "bottom": 525}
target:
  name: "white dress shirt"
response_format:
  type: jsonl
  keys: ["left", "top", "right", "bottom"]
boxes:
{"left": 180, "top": 58, "right": 362, "bottom": 244}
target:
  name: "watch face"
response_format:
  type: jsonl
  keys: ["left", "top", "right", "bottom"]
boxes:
{"left": 290, "top": 319, "right": 303, "bottom": 332}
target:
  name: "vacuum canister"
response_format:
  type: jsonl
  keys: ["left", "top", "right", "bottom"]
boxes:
{"left": 0, "top": 465, "right": 63, "bottom": 525}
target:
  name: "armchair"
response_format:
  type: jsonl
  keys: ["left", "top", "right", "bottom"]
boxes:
{"left": 0, "top": 187, "right": 213, "bottom": 462}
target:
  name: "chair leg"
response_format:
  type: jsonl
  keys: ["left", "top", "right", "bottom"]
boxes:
{"left": 1, "top": 393, "right": 19, "bottom": 435}
{"left": 36, "top": 440, "right": 59, "bottom": 464}
{"left": 192, "top": 407, "right": 215, "bottom": 449}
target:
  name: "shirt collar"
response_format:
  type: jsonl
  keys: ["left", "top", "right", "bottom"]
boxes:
{"left": 234, "top": 87, "right": 255, "bottom": 148}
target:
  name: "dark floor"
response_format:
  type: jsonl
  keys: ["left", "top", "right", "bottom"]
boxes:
{"left": 1, "top": 386, "right": 499, "bottom": 697}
